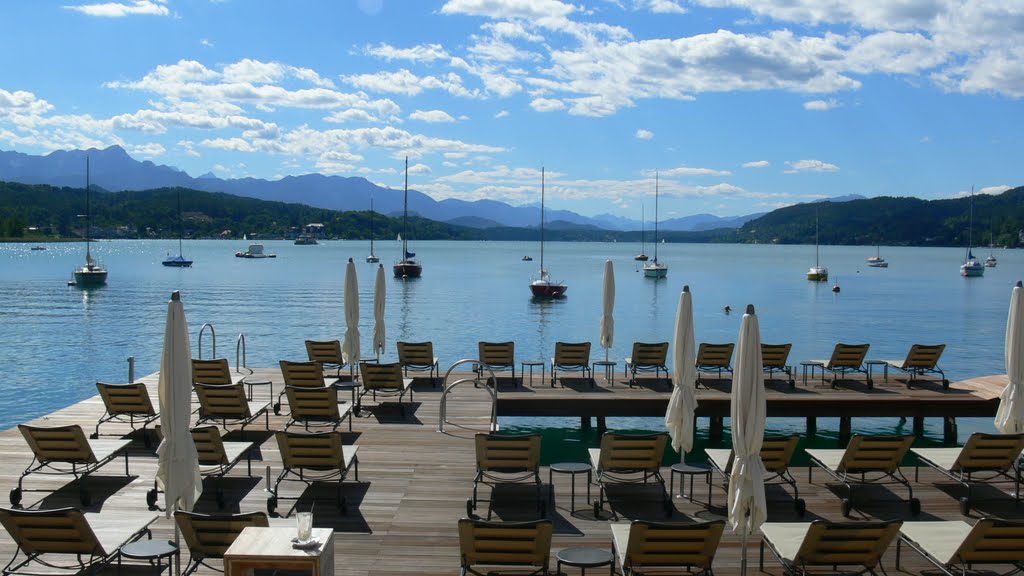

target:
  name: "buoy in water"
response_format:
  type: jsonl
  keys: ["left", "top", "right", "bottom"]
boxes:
{"left": 832, "top": 283, "right": 841, "bottom": 293}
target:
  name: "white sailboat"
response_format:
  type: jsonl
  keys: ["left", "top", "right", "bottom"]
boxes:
{"left": 642, "top": 172, "right": 667, "bottom": 278}
{"left": 866, "top": 245, "right": 887, "bottom": 268}
{"left": 985, "top": 233, "right": 997, "bottom": 267}
{"left": 529, "top": 167, "right": 567, "bottom": 297}
{"left": 806, "top": 209, "right": 828, "bottom": 281}
{"left": 393, "top": 157, "right": 422, "bottom": 278}
{"left": 162, "top": 188, "right": 193, "bottom": 267}
{"left": 72, "top": 157, "right": 107, "bottom": 286}
{"left": 961, "top": 188, "right": 984, "bottom": 277}
{"left": 366, "top": 196, "right": 379, "bottom": 263}
{"left": 634, "top": 204, "right": 648, "bottom": 261}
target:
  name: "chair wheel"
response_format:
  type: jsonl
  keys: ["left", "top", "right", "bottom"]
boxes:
{"left": 9, "top": 488, "right": 21, "bottom": 507}
{"left": 146, "top": 488, "right": 158, "bottom": 509}
{"left": 466, "top": 499, "right": 474, "bottom": 517}
{"left": 959, "top": 496, "right": 970, "bottom": 516}
{"left": 795, "top": 498, "right": 807, "bottom": 517}
{"left": 841, "top": 498, "right": 852, "bottom": 517}
{"left": 143, "top": 432, "right": 152, "bottom": 449}
{"left": 89, "top": 432, "right": 99, "bottom": 439}
{"left": 80, "top": 491, "right": 92, "bottom": 507}
{"left": 593, "top": 499, "right": 601, "bottom": 518}
{"left": 267, "top": 496, "right": 277, "bottom": 515}
{"left": 910, "top": 498, "right": 921, "bottom": 516}
{"left": 273, "top": 403, "right": 281, "bottom": 415}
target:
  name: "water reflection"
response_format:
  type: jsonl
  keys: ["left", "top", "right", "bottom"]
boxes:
{"left": 526, "top": 295, "right": 566, "bottom": 360}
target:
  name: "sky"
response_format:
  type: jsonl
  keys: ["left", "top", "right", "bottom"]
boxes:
{"left": 0, "top": 0, "right": 1021, "bottom": 219}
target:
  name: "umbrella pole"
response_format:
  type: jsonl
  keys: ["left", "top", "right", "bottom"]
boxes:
{"left": 741, "top": 529, "right": 748, "bottom": 576}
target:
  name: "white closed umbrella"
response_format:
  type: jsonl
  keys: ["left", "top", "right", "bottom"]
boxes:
{"left": 728, "top": 304, "right": 767, "bottom": 575}
{"left": 372, "top": 263, "right": 386, "bottom": 361}
{"left": 599, "top": 260, "right": 615, "bottom": 361}
{"left": 996, "top": 280, "right": 1024, "bottom": 433}
{"left": 665, "top": 285, "right": 697, "bottom": 458}
{"left": 342, "top": 258, "right": 361, "bottom": 371}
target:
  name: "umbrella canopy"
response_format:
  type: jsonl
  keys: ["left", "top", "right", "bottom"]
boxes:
{"left": 599, "top": 260, "right": 615, "bottom": 359}
{"left": 155, "top": 291, "right": 202, "bottom": 517}
{"left": 342, "top": 258, "right": 361, "bottom": 367}
{"left": 728, "top": 304, "right": 767, "bottom": 544}
{"left": 996, "top": 280, "right": 1024, "bottom": 433}
{"left": 665, "top": 285, "right": 697, "bottom": 456}
{"left": 372, "top": 263, "right": 386, "bottom": 360}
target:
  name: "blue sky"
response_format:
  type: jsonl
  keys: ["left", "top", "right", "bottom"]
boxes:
{"left": 0, "top": 1, "right": 1021, "bottom": 218}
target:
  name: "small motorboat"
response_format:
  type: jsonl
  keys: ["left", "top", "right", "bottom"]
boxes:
{"left": 522, "top": 255, "right": 533, "bottom": 261}
{"left": 31, "top": 245, "right": 46, "bottom": 251}
{"left": 236, "top": 243, "right": 276, "bottom": 258}
{"left": 985, "top": 254, "right": 997, "bottom": 267}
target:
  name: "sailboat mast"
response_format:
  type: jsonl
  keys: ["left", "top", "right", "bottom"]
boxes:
{"left": 967, "top": 186, "right": 974, "bottom": 262}
{"left": 177, "top": 189, "right": 183, "bottom": 256}
{"left": 370, "top": 196, "right": 375, "bottom": 254}
{"left": 402, "top": 157, "right": 409, "bottom": 259}
{"left": 540, "top": 167, "right": 545, "bottom": 275}
{"left": 653, "top": 172, "right": 659, "bottom": 261}
{"left": 641, "top": 205, "right": 645, "bottom": 254}
{"left": 85, "top": 157, "right": 92, "bottom": 263}
{"left": 815, "top": 210, "right": 820, "bottom": 267}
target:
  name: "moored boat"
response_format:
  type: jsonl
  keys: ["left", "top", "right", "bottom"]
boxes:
{"left": 642, "top": 173, "right": 667, "bottom": 278}
{"left": 235, "top": 243, "right": 276, "bottom": 258}
{"left": 960, "top": 189, "right": 983, "bottom": 277}
{"left": 294, "top": 234, "right": 318, "bottom": 245}
{"left": 72, "top": 157, "right": 107, "bottom": 287}
{"left": 162, "top": 188, "right": 193, "bottom": 267}
{"left": 806, "top": 209, "right": 828, "bottom": 282}
{"left": 866, "top": 246, "right": 887, "bottom": 268}
{"left": 529, "top": 167, "right": 566, "bottom": 297}
{"left": 634, "top": 205, "right": 648, "bottom": 261}
{"left": 366, "top": 197, "right": 379, "bottom": 263}
{"left": 393, "top": 158, "right": 422, "bottom": 278}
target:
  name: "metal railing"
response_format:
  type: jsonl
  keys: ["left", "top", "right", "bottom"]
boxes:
{"left": 438, "top": 359, "right": 497, "bottom": 433}
{"left": 235, "top": 333, "right": 253, "bottom": 375}
{"left": 197, "top": 323, "right": 216, "bottom": 359}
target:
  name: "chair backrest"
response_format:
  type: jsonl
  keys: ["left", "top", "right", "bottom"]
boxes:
{"left": 695, "top": 343, "right": 734, "bottom": 368}
{"left": 952, "top": 432, "right": 1024, "bottom": 473}
{"left": 305, "top": 340, "right": 345, "bottom": 365}
{"left": 191, "top": 358, "right": 232, "bottom": 385}
{"left": 194, "top": 383, "right": 251, "bottom": 419}
{"left": 793, "top": 520, "right": 902, "bottom": 569}
{"left": 96, "top": 382, "right": 155, "bottom": 416}
{"left": 0, "top": 506, "right": 106, "bottom": 556}
{"left": 397, "top": 341, "right": 435, "bottom": 366}
{"left": 18, "top": 424, "right": 96, "bottom": 464}
{"left": 631, "top": 342, "right": 669, "bottom": 366}
{"left": 190, "top": 426, "right": 229, "bottom": 466}
{"left": 761, "top": 434, "right": 800, "bottom": 473}
{"left": 475, "top": 433, "right": 541, "bottom": 473}
{"left": 623, "top": 520, "right": 726, "bottom": 573}
{"left": 275, "top": 430, "right": 346, "bottom": 470}
{"left": 837, "top": 435, "right": 914, "bottom": 473}
{"left": 901, "top": 344, "right": 945, "bottom": 370}
{"left": 458, "top": 518, "right": 552, "bottom": 571}
{"left": 279, "top": 360, "right": 327, "bottom": 389}
{"left": 955, "top": 518, "right": 1024, "bottom": 565}
{"left": 479, "top": 342, "right": 515, "bottom": 368}
{"left": 285, "top": 386, "right": 340, "bottom": 421}
{"left": 827, "top": 344, "right": 870, "bottom": 369}
{"left": 554, "top": 342, "right": 591, "bottom": 367}
{"left": 174, "top": 510, "right": 269, "bottom": 561}
{"left": 360, "top": 362, "right": 405, "bottom": 391}
{"left": 597, "top": 432, "right": 667, "bottom": 473}
{"left": 760, "top": 344, "right": 792, "bottom": 369}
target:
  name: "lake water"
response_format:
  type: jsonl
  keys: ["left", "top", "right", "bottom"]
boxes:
{"left": 0, "top": 238, "right": 1017, "bottom": 448}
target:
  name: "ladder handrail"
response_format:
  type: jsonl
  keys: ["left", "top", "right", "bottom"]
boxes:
{"left": 197, "top": 323, "right": 216, "bottom": 359}
{"left": 235, "top": 333, "right": 252, "bottom": 375}
{"left": 438, "top": 359, "right": 497, "bottom": 433}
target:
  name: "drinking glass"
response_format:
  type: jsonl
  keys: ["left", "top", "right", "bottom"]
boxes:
{"left": 296, "top": 511, "right": 313, "bottom": 543}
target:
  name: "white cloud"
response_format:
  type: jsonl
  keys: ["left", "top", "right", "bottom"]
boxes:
{"left": 409, "top": 109, "right": 457, "bottom": 123}
{"left": 124, "top": 142, "right": 166, "bottom": 157}
{"left": 408, "top": 162, "right": 432, "bottom": 175}
{"left": 343, "top": 69, "right": 479, "bottom": 98}
{"left": 0, "top": 89, "right": 55, "bottom": 116}
{"left": 324, "top": 109, "right": 381, "bottom": 123}
{"left": 656, "top": 166, "right": 732, "bottom": 177}
{"left": 64, "top": 0, "right": 169, "bottom": 17}
{"left": 362, "top": 43, "right": 451, "bottom": 63}
{"left": 634, "top": 0, "right": 687, "bottom": 14}
{"left": 494, "top": 110, "right": 510, "bottom": 118}
{"left": 742, "top": 160, "right": 770, "bottom": 168}
{"left": 200, "top": 39, "right": 214, "bottom": 48}
{"left": 785, "top": 159, "right": 840, "bottom": 173}
{"left": 635, "top": 129, "right": 653, "bottom": 140}
{"left": 979, "top": 185, "right": 1012, "bottom": 195}
{"left": 804, "top": 98, "right": 841, "bottom": 111}
{"left": 530, "top": 97, "right": 566, "bottom": 112}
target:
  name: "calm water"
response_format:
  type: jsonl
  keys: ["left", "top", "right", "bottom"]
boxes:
{"left": 0, "top": 239, "right": 1017, "bottom": 449}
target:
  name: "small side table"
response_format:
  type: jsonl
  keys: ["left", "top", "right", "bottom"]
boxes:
{"left": 549, "top": 462, "right": 591, "bottom": 513}
{"left": 240, "top": 377, "right": 273, "bottom": 402}
{"left": 119, "top": 539, "right": 179, "bottom": 575}
{"left": 592, "top": 360, "right": 616, "bottom": 388}
{"left": 800, "top": 361, "right": 824, "bottom": 386}
{"left": 669, "top": 462, "right": 713, "bottom": 506}
{"left": 865, "top": 360, "right": 888, "bottom": 388}
{"left": 332, "top": 380, "right": 362, "bottom": 407}
{"left": 521, "top": 360, "right": 545, "bottom": 388}
{"left": 556, "top": 547, "right": 614, "bottom": 576}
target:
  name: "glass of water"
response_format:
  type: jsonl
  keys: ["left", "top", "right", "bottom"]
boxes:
{"left": 296, "top": 511, "right": 313, "bottom": 543}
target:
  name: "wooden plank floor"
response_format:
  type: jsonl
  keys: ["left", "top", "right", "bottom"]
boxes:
{"left": 0, "top": 368, "right": 1019, "bottom": 575}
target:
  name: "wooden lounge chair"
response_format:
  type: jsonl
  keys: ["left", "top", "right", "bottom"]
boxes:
{"left": 884, "top": 344, "right": 948, "bottom": 389}
{"left": 397, "top": 341, "right": 440, "bottom": 385}
{"left": 898, "top": 518, "right": 1024, "bottom": 576}
{"left": 477, "top": 341, "right": 516, "bottom": 384}
{"left": 267, "top": 430, "right": 359, "bottom": 516}
{"left": 694, "top": 343, "right": 734, "bottom": 388}
{"left": 760, "top": 519, "right": 902, "bottom": 576}
{"left": 193, "top": 382, "right": 269, "bottom": 438}
{"left": 624, "top": 341, "right": 669, "bottom": 388}
{"left": 191, "top": 358, "right": 236, "bottom": 385}
{"left": 145, "top": 426, "right": 253, "bottom": 510}
{"left": 468, "top": 433, "right": 544, "bottom": 519}
{"left": 610, "top": 519, "right": 726, "bottom": 576}
{"left": 12, "top": 424, "right": 131, "bottom": 507}
{"left": 175, "top": 510, "right": 269, "bottom": 576}
{"left": 275, "top": 359, "right": 330, "bottom": 415}
{"left": 806, "top": 434, "right": 920, "bottom": 517}
{"left": 705, "top": 434, "right": 806, "bottom": 516}
{"left": 0, "top": 506, "right": 155, "bottom": 575}
{"left": 761, "top": 343, "right": 795, "bottom": 388}
{"left": 550, "top": 342, "right": 592, "bottom": 388}
{"left": 458, "top": 517, "right": 553, "bottom": 576}
{"left": 589, "top": 432, "right": 670, "bottom": 519}
{"left": 811, "top": 343, "right": 872, "bottom": 388}
{"left": 305, "top": 339, "right": 350, "bottom": 378}
{"left": 284, "top": 385, "right": 354, "bottom": 432}
{"left": 358, "top": 361, "right": 414, "bottom": 417}
{"left": 92, "top": 381, "right": 159, "bottom": 447}
{"left": 911, "top": 431, "right": 1024, "bottom": 515}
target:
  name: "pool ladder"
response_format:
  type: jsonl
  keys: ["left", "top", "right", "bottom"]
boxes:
{"left": 197, "top": 323, "right": 253, "bottom": 374}
{"left": 438, "top": 359, "right": 498, "bottom": 433}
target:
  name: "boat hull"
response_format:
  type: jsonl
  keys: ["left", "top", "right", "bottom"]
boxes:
{"left": 366, "top": 255, "right": 379, "bottom": 263}
{"left": 530, "top": 282, "right": 567, "bottom": 297}
{"left": 867, "top": 262, "right": 888, "bottom": 268}
{"left": 961, "top": 262, "right": 985, "bottom": 277}
{"left": 162, "top": 256, "right": 192, "bottom": 267}
{"left": 634, "top": 254, "right": 649, "bottom": 261}
{"left": 642, "top": 263, "right": 667, "bottom": 278}
{"left": 807, "top": 266, "right": 829, "bottom": 282}
{"left": 394, "top": 260, "right": 422, "bottom": 278}
{"left": 73, "top": 267, "right": 107, "bottom": 286}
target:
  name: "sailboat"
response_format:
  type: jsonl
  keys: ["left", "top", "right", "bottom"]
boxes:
{"left": 961, "top": 188, "right": 984, "bottom": 277}
{"left": 366, "top": 196, "right": 379, "bottom": 263}
{"left": 642, "top": 173, "right": 667, "bottom": 278}
{"left": 634, "top": 205, "right": 648, "bottom": 261}
{"left": 985, "top": 233, "right": 997, "bottom": 267}
{"left": 866, "top": 245, "right": 887, "bottom": 268}
{"left": 393, "top": 157, "right": 422, "bottom": 278}
{"left": 162, "top": 189, "right": 192, "bottom": 267}
{"left": 529, "top": 167, "right": 567, "bottom": 297}
{"left": 72, "top": 157, "right": 108, "bottom": 286}
{"left": 806, "top": 209, "right": 828, "bottom": 281}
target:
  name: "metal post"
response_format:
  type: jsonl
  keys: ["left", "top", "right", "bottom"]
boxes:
{"left": 127, "top": 356, "right": 134, "bottom": 383}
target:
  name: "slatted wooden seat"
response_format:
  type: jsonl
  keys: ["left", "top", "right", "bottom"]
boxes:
{"left": 193, "top": 382, "right": 269, "bottom": 438}
{"left": 92, "top": 381, "right": 159, "bottom": 447}
{"left": 267, "top": 430, "right": 359, "bottom": 516}
{"left": 191, "top": 358, "right": 235, "bottom": 385}
{"left": 551, "top": 342, "right": 592, "bottom": 387}
{"left": 275, "top": 359, "right": 329, "bottom": 415}
{"left": 761, "top": 519, "right": 902, "bottom": 576}
{"left": 305, "top": 339, "right": 350, "bottom": 378}
{"left": 458, "top": 518, "right": 553, "bottom": 576}
{"left": 807, "top": 434, "right": 919, "bottom": 517}
{"left": 810, "top": 343, "right": 872, "bottom": 388}
{"left": 477, "top": 341, "right": 516, "bottom": 383}
{"left": 898, "top": 518, "right": 1024, "bottom": 576}
{"left": 285, "top": 385, "right": 354, "bottom": 432}
{"left": 588, "top": 432, "right": 669, "bottom": 520}
{"left": 610, "top": 519, "right": 726, "bottom": 576}
{"left": 358, "top": 361, "right": 413, "bottom": 417}
{"left": 694, "top": 343, "right": 734, "bottom": 387}
{"left": 761, "top": 343, "right": 795, "bottom": 388}
{"left": 911, "top": 432, "right": 1024, "bottom": 515}
{"left": 144, "top": 425, "right": 253, "bottom": 510}
{"left": 175, "top": 510, "right": 269, "bottom": 576}
{"left": 624, "top": 341, "right": 669, "bottom": 388}
{"left": 705, "top": 434, "right": 806, "bottom": 516}
{"left": 468, "top": 433, "right": 544, "bottom": 519}
{"left": 885, "top": 344, "right": 948, "bottom": 388}
{"left": 397, "top": 341, "right": 440, "bottom": 385}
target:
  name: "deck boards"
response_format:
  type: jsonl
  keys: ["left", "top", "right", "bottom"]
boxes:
{"left": 0, "top": 368, "right": 1019, "bottom": 575}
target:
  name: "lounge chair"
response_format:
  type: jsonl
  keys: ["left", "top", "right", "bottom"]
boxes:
{"left": 267, "top": 430, "right": 359, "bottom": 516}
{"left": 193, "top": 382, "right": 270, "bottom": 438}
{"left": 811, "top": 343, "right": 872, "bottom": 388}
{"left": 898, "top": 518, "right": 1024, "bottom": 576}
{"left": 610, "top": 519, "right": 726, "bottom": 576}
{"left": 397, "top": 341, "right": 440, "bottom": 385}
{"left": 145, "top": 425, "right": 253, "bottom": 510}
{"left": 911, "top": 431, "right": 1024, "bottom": 515}
{"left": 92, "top": 381, "right": 159, "bottom": 447}
{"left": 624, "top": 341, "right": 669, "bottom": 388}
{"left": 175, "top": 510, "right": 269, "bottom": 576}
{"left": 458, "top": 517, "right": 553, "bottom": 576}
{"left": 550, "top": 341, "right": 592, "bottom": 388}
{"left": 589, "top": 432, "right": 670, "bottom": 519}
{"left": 477, "top": 341, "right": 516, "bottom": 384}
{"left": 358, "top": 361, "right": 414, "bottom": 417}
{"left": 468, "top": 433, "right": 544, "bottom": 519}
{"left": 885, "top": 344, "right": 948, "bottom": 389}
{"left": 760, "top": 519, "right": 902, "bottom": 576}
{"left": 275, "top": 359, "right": 331, "bottom": 415}
{"left": 806, "top": 434, "right": 920, "bottom": 517}
{"left": 0, "top": 506, "right": 155, "bottom": 575}
{"left": 284, "top": 385, "right": 354, "bottom": 432}
{"left": 705, "top": 434, "right": 806, "bottom": 516}
{"left": 761, "top": 343, "right": 795, "bottom": 388}
{"left": 191, "top": 358, "right": 236, "bottom": 385}
{"left": 305, "top": 339, "right": 350, "bottom": 378}
{"left": 694, "top": 343, "right": 734, "bottom": 388}
{"left": 12, "top": 424, "right": 131, "bottom": 507}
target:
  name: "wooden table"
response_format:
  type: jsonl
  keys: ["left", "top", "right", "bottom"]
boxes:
{"left": 224, "top": 526, "right": 334, "bottom": 576}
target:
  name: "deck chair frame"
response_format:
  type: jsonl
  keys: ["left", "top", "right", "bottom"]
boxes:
{"left": 191, "top": 358, "right": 235, "bottom": 385}
{"left": 92, "top": 381, "right": 159, "bottom": 447}
{"left": 912, "top": 432, "right": 1024, "bottom": 515}
{"left": 358, "top": 361, "right": 414, "bottom": 417}
{"left": 267, "top": 430, "right": 359, "bottom": 516}
{"left": 817, "top": 343, "right": 872, "bottom": 389}
{"left": 12, "top": 424, "right": 130, "bottom": 508}
{"left": 275, "top": 359, "right": 330, "bottom": 416}
{"left": 624, "top": 342, "right": 670, "bottom": 388}
{"left": 761, "top": 344, "right": 795, "bottom": 388}
{"left": 284, "top": 385, "right": 353, "bottom": 432}
{"left": 193, "top": 382, "right": 269, "bottom": 438}
{"left": 145, "top": 426, "right": 253, "bottom": 510}
{"left": 897, "top": 518, "right": 1024, "bottom": 576}
{"left": 886, "top": 344, "right": 948, "bottom": 389}
{"left": 397, "top": 341, "right": 440, "bottom": 385}
{"left": 458, "top": 518, "right": 553, "bottom": 576}
{"left": 476, "top": 341, "right": 516, "bottom": 384}
{"left": 807, "top": 434, "right": 920, "bottom": 517}
{"left": 760, "top": 519, "right": 903, "bottom": 576}
{"left": 468, "top": 433, "right": 545, "bottom": 519}
{"left": 589, "top": 432, "right": 671, "bottom": 520}
{"left": 695, "top": 343, "right": 734, "bottom": 388}
{"left": 551, "top": 342, "right": 592, "bottom": 388}
{"left": 611, "top": 519, "right": 726, "bottom": 576}
{"left": 175, "top": 510, "right": 269, "bottom": 576}
{"left": 305, "top": 339, "right": 350, "bottom": 378}
{"left": 706, "top": 434, "right": 805, "bottom": 516}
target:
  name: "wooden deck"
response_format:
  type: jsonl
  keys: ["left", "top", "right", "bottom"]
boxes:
{"left": 0, "top": 368, "right": 1019, "bottom": 576}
